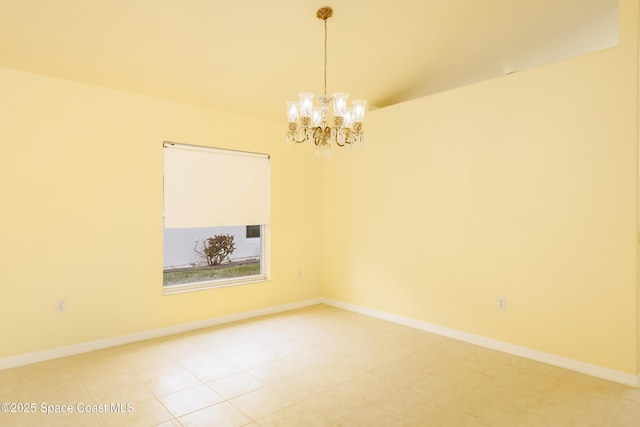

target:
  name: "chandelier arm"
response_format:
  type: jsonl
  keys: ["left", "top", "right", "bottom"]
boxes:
{"left": 312, "top": 127, "right": 322, "bottom": 146}
{"left": 288, "top": 131, "right": 309, "bottom": 144}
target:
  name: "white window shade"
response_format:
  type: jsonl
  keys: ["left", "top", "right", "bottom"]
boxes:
{"left": 163, "top": 143, "right": 270, "bottom": 229}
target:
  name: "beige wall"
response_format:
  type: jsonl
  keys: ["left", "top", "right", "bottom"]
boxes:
{"left": 321, "top": 1, "right": 639, "bottom": 375}
{"left": 0, "top": 67, "right": 323, "bottom": 359}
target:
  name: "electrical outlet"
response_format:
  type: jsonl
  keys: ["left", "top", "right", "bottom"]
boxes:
{"left": 56, "top": 299, "right": 66, "bottom": 313}
{"left": 497, "top": 297, "right": 506, "bottom": 310}
{"left": 297, "top": 269, "right": 302, "bottom": 279}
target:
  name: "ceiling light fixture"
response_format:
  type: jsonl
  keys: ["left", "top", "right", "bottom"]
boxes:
{"left": 286, "top": 6, "right": 367, "bottom": 158}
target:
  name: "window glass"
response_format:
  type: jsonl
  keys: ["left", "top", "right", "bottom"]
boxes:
{"left": 246, "top": 225, "right": 261, "bottom": 239}
{"left": 163, "top": 225, "right": 263, "bottom": 287}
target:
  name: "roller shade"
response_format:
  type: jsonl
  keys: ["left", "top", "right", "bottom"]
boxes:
{"left": 163, "top": 142, "right": 270, "bottom": 228}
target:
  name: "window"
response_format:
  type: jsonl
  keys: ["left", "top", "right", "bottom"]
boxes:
{"left": 163, "top": 142, "right": 270, "bottom": 294}
{"left": 246, "top": 225, "right": 261, "bottom": 239}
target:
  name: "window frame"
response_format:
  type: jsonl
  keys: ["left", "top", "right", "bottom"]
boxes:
{"left": 162, "top": 143, "right": 270, "bottom": 295}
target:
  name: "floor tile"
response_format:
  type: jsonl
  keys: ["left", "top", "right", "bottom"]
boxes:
{"left": 335, "top": 405, "right": 404, "bottom": 427}
{"left": 85, "top": 379, "right": 155, "bottom": 405}
{"left": 100, "top": 398, "right": 173, "bottom": 427}
{"left": 255, "top": 403, "right": 334, "bottom": 426}
{"left": 23, "top": 410, "right": 105, "bottom": 427}
{"left": 158, "top": 384, "right": 224, "bottom": 418}
{"left": 228, "top": 384, "right": 294, "bottom": 420}
{"left": 153, "top": 420, "right": 183, "bottom": 427}
{"left": 186, "top": 359, "right": 242, "bottom": 383}
{"left": 178, "top": 401, "right": 251, "bottom": 427}
{"left": 145, "top": 369, "right": 201, "bottom": 397}
{"left": 207, "top": 371, "right": 265, "bottom": 399}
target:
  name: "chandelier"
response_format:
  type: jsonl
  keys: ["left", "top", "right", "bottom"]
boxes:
{"left": 286, "top": 6, "right": 367, "bottom": 158}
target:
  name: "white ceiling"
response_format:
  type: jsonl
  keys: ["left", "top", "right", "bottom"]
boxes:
{"left": 0, "top": 0, "right": 619, "bottom": 121}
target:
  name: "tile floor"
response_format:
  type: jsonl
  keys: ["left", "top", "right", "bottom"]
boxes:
{"left": 0, "top": 304, "right": 639, "bottom": 426}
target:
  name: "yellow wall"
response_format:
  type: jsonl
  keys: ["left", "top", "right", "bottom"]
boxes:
{"left": 321, "top": 1, "right": 639, "bottom": 374}
{"left": 1, "top": 1, "right": 638, "bottom": 380}
{"left": 0, "top": 67, "right": 323, "bottom": 358}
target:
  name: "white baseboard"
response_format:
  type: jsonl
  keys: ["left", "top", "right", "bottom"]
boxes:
{"left": 0, "top": 298, "right": 323, "bottom": 371}
{"left": 321, "top": 298, "right": 640, "bottom": 388}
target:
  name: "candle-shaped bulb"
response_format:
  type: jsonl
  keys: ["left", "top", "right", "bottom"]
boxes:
{"left": 352, "top": 100, "right": 367, "bottom": 123}
{"left": 298, "top": 93, "right": 314, "bottom": 118}
{"left": 287, "top": 101, "right": 299, "bottom": 123}
{"left": 332, "top": 93, "right": 349, "bottom": 117}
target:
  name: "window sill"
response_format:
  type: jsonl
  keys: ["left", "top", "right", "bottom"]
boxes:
{"left": 163, "top": 275, "right": 268, "bottom": 295}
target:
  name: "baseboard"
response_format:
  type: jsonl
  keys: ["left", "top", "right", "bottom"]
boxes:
{"left": 321, "top": 298, "right": 640, "bottom": 388}
{"left": 3, "top": 297, "right": 638, "bottom": 388}
{"left": 0, "top": 298, "right": 323, "bottom": 371}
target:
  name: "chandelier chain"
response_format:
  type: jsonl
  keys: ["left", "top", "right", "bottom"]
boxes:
{"left": 323, "top": 18, "right": 328, "bottom": 97}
